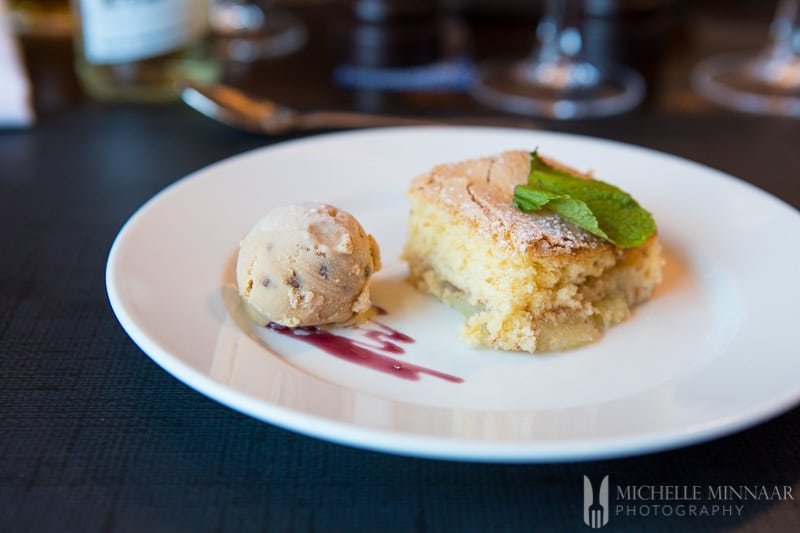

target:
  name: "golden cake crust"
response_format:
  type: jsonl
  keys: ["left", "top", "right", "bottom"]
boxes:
{"left": 404, "top": 149, "right": 663, "bottom": 352}
{"left": 408, "top": 150, "right": 611, "bottom": 256}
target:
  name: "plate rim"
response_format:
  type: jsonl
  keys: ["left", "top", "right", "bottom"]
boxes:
{"left": 106, "top": 126, "right": 800, "bottom": 462}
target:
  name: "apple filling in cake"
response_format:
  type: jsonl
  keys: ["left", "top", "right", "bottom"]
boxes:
{"left": 403, "top": 150, "right": 663, "bottom": 352}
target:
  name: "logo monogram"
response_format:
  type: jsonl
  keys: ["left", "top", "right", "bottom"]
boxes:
{"left": 584, "top": 475, "right": 610, "bottom": 529}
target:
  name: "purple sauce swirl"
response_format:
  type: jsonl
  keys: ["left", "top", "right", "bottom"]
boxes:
{"left": 267, "top": 318, "right": 462, "bottom": 383}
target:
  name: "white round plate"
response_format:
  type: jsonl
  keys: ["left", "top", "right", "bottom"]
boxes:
{"left": 106, "top": 127, "right": 800, "bottom": 462}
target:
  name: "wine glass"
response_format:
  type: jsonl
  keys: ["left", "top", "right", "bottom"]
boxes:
{"left": 692, "top": 0, "right": 800, "bottom": 117}
{"left": 209, "top": 0, "right": 306, "bottom": 62}
{"left": 470, "top": 0, "right": 645, "bottom": 119}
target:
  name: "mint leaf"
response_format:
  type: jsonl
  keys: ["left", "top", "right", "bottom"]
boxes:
{"left": 513, "top": 151, "right": 657, "bottom": 248}
{"left": 548, "top": 197, "right": 610, "bottom": 241}
{"left": 512, "top": 187, "right": 565, "bottom": 211}
{"left": 584, "top": 196, "right": 656, "bottom": 248}
{"left": 514, "top": 185, "right": 612, "bottom": 242}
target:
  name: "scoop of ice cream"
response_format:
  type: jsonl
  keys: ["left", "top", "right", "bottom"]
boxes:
{"left": 236, "top": 203, "right": 382, "bottom": 327}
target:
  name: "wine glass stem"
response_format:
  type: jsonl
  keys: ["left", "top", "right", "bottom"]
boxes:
{"left": 768, "top": 0, "right": 800, "bottom": 56}
{"left": 536, "top": 0, "right": 568, "bottom": 64}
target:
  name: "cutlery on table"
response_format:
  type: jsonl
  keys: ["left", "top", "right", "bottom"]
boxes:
{"left": 181, "top": 83, "right": 537, "bottom": 134}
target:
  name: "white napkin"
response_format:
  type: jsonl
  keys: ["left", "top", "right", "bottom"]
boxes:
{"left": 0, "top": 0, "right": 34, "bottom": 127}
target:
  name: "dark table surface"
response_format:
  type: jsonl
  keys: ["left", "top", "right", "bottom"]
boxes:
{"left": 2, "top": 1, "right": 799, "bottom": 532}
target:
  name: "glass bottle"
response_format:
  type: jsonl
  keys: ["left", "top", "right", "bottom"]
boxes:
{"left": 10, "top": 0, "right": 74, "bottom": 36}
{"left": 73, "top": 0, "right": 220, "bottom": 102}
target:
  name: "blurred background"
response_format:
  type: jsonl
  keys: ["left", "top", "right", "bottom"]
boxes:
{"left": 5, "top": 0, "right": 795, "bottom": 122}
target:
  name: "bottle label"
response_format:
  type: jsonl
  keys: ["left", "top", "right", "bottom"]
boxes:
{"left": 80, "top": 0, "right": 209, "bottom": 64}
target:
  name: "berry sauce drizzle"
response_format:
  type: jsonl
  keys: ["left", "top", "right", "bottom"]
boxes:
{"left": 267, "top": 314, "right": 462, "bottom": 383}
{"left": 357, "top": 322, "right": 414, "bottom": 354}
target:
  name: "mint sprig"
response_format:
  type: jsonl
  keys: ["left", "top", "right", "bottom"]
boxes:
{"left": 513, "top": 151, "right": 657, "bottom": 248}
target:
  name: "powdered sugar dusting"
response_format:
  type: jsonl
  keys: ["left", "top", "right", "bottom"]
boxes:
{"left": 408, "top": 150, "right": 606, "bottom": 255}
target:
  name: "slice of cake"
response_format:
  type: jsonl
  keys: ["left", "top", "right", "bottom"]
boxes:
{"left": 403, "top": 150, "right": 663, "bottom": 352}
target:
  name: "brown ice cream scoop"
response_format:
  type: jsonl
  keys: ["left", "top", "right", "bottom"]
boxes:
{"left": 236, "top": 203, "right": 381, "bottom": 327}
